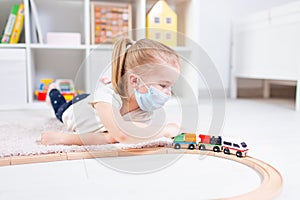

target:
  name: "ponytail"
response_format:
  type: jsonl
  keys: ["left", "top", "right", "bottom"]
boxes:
{"left": 111, "top": 38, "right": 133, "bottom": 97}
{"left": 111, "top": 37, "right": 180, "bottom": 100}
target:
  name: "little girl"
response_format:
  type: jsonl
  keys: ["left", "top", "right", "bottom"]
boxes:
{"left": 41, "top": 38, "right": 181, "bottom": 145}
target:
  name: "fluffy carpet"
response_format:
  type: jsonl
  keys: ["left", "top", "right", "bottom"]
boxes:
{"left": 0, "top": 117, "right": 173, "bottom": 158}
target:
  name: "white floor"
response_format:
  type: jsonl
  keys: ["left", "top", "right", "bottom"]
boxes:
{"left": 0, "top": 98, "right": 299, "bottom": 200}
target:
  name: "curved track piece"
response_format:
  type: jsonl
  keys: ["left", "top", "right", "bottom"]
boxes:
{"left": 205, "top": 151, "right": 283, "bottom": 200}
{"left": 1, "top": 148, "right": 283, "bottom": 200}
{"left": 116, "top": 148, "right": 284, "bottom": 200}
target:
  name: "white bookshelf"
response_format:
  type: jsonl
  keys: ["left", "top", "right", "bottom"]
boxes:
{"left": 0, "top": 0, "right": 201, "bottom": 106}
{"left": 0, "top": 44, "right": 26, "bottom": 48}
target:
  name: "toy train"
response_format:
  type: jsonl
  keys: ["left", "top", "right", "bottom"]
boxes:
{"left": 172, "top": 133, "right": 248, "bottom": 158}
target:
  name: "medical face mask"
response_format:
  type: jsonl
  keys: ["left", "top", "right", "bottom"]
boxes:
{"left": 134, "top": 84, "right": 171, "bottom": 112}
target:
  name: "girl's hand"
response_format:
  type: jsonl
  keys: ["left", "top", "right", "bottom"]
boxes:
{"left": 41, "top": 131, "right": 64, "bottom": 145}
{"left": 163, "top": 123, "right": 181, "bottom": 138}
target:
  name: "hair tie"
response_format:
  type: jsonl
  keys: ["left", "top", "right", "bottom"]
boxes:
{"left": 126, "top": 41, "right": 136, "bottom": 51}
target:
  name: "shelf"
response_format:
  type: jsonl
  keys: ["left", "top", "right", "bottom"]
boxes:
{"left": 89, "top": 44, "right": 114, "bottom": 51}
{"left": 235, "top": 74, "right": 299, "bottom": 81}
{"left": 0, "top": 44, "right": 26, "bottom": 48}
{"left": 95, "top": 0, "right": 141, "bottom": 4}
{"left": 89, "top": 44, "right": 191, "bottom": 52}
{"left": 173, "top": 46, "right": 192, "bottom": 53}
{"left": 147, "top": 0, "right": 190, "bottom": 6}
{"left": 30, "top": 44, "right": 86, "bottom": 50}
{"left": 0, "top": 0, "right": 198, "bottom": 105}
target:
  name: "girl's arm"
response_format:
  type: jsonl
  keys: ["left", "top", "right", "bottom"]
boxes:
{"left": 93, "top": 102, "right": 181, "bottom": 144}
{"left": 41, "top": 131, "right": 118, "bottom": 145}
{"left": 41, "top": 102, "right": 180, "bottom": 145}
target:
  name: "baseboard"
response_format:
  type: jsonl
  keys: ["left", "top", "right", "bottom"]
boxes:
{"left": 0, "top": 102, "right": 48, "bottom": 110}
{"left": 238, "top": 88, "right": 263, "bottom": 98}
{"left": 237, "top": 86, "right": 295, "bottom": 99}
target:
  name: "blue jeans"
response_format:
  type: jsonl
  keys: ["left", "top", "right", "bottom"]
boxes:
{"left": 49, "top": 89, "right": 89, "bottom": 122}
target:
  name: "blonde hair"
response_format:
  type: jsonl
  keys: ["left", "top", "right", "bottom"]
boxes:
{"left": 111, "top": 38, "right": 180, "bottom": 99}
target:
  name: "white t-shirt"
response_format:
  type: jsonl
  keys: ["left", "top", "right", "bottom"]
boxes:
{"left": 62, "top": 83, "right": 152, "bottom": 134}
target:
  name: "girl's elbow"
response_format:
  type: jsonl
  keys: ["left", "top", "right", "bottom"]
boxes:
{"left": 111, "top": 131, "right": 128, "bottom": 143}
{"left": 108, "top": 129, "right": 140, "bottom": 144}
{"left": 114, "top": 132, "right": 140, "bottom": 144}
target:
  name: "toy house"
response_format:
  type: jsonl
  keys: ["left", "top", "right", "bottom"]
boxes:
{"left": 146, "top": 0, "right": 177, "bottom": 46}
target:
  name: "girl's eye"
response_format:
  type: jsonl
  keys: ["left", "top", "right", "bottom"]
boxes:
{"left": 159, "top": 84, "right": 172, "bottom": 91}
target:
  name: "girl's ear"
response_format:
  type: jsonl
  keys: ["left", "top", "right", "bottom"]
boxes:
{"left": 129, "top": 75, "right": 138, "bottom": 87}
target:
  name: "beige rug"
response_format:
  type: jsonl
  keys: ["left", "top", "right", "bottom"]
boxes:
{"left": 0, "top": 117, "right": 172, "bottom": 158}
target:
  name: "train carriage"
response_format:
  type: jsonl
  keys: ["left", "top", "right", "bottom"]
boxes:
{"left": 173, "top": 133, "right": 197, "bottom": 150}
{"left": 198, "top": 134, "right": 222, "bottom": 152}
{"left": 222, "top": 138, "right": 248, "bottom": 157}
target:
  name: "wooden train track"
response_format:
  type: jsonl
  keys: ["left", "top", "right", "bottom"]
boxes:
{"left": 0, "top": 148, "right": 283, "bottom": 200}
{"left": 117, "top": 148, "right": 283, "bottom": 200}
{"left": 198, "top": 150, "right": 283, "bottom": 200}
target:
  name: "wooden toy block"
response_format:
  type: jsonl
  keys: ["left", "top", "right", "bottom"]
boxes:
{"left": 66, "top": 151, "right": 93, "bottom": 160}
{"left": 10, "top": 153, "right": 67, "bottom": 165}
{"left": 118, "top": 147, "right": 167, "bottom": 157}
{"left": 166, "top": 147, "right": 188, "bottom": 154}
{"left": 0, "top": 157, "right": 11, "bottom": 166}
{"left": 186, "top": 149, "right": 203, "bottom": 155}
{"left": 87, "top": 150, "right": 118, "bottom": 158}
{"left": 67, "top": 150, "right": 119, "bottom": 160}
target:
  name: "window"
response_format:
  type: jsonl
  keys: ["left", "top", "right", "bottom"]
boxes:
{"left": 166, "top": 17, "right": 172, "bottom": 24}
{"left": 154, "top": 17, "right": 160, "bottom": 24}
{"left": 241, "top": 142, "right": 247, "bottom": 148}
{"left": 165, "top": 32, "right": 172, "bottom": 40}
{"left": 223, "top": 141, "right": 232, "bottom": 146}
{"left": 210, "top": 136, "right": 221, "bottom": 145}
{"left": 233, "top": 143, "right": 240, "bottom": 148}
{"left": 155, "top": 32, "right": 161, "bottom": 40}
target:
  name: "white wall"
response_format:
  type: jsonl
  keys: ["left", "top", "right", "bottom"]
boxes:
{"left": 195, "top": 0, "right": 299, "bottom": 93}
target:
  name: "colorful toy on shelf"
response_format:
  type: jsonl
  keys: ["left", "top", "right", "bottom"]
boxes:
{"left": 173, "top": 133, "right": 249, "bottom": 158}
{"left": 146, "top": 0, "right": 177, "bottom": 46}
{"left": 35, "top": 79, "right": 76, "bottom": 102}
{"left": 35, "top": 79, "right": 53, "bottom": 101}
{"left": 55, "top": 79, "right": 76, "bottom": 101}
{"left": 90, "top": 2, "right": 132, "bottom": 44}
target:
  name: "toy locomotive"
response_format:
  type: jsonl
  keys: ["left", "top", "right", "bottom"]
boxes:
{"left": 172, "top": 133, "right": 248, "bottom": 158}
